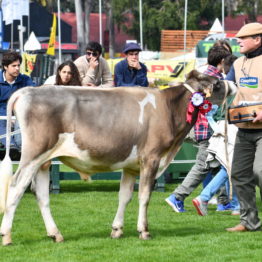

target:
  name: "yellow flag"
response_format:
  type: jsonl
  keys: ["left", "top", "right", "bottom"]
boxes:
{"left": 46, "top": 14, "right": 57, "bottom": 56}
{"left": 41, "top": 0, "right": 47, "bottom": 6}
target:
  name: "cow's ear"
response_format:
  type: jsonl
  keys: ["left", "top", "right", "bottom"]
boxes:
{"left": 196, "top": 71, "right": 208, "bottom": 80}
{"left": 196, "top": 72, "right": 218, "bottom": 84}
{"left": 186, "top": 69, "right": 198, "bottom": 80}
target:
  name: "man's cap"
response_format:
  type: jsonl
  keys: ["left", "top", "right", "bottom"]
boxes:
{"left": 123, "top": 42, "right": 142, "bottom": 53}
{"left": 236, "top": 22, "right": 262, "bottom": 38}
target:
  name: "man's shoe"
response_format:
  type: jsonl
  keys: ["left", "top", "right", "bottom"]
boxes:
{"left": 226, "top": 224, "right": 248, "bottom": 232}
{"left": 216, "top": 203, "right": 232, "bottom": 211}
{"left": 165, "top": 194, "right": 185, "bottom": 213}
{"left": 192, "top": 196, "right": 208, "bottom": 216}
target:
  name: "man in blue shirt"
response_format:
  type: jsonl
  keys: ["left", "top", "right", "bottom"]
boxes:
{"left": 114, "top": 42, "right": 149, "bottom": 87}
{"left": 0, "top": 51, "right": 35, "bottom": 148}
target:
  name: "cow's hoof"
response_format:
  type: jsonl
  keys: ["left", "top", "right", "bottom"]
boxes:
{"left": 49, "top": 232, "right": 64, "bottom": 243}
{"left": 111, "top": 228, "right": 123, "bottom": 239}
{"left": 2, "top": 233, "right": 12, "bottom": 246}
{"left": 139, "top": 231, "right": 151, "bottom": 240}
{"left": 54, "top": 233, "right": 64, "bottom": 243}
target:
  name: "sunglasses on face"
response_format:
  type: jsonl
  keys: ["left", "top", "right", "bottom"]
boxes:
{"left": 86, "top": 51, "right": 99, "bottom": 57}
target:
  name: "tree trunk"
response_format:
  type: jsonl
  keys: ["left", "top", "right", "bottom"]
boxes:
{"left": 225, "top": 0, "right": 238, "bottom": 16}
{"left": 74, "top": 0, "right": 85, "bottom": 54}
{"left": 106, "top": 0, "right": 115, "bottom": 58}
{"left": 84, "top": 0, "right": 92, "bottom": 44}
{"left": 248, "top": 0, "right": 258, "bottom": 22}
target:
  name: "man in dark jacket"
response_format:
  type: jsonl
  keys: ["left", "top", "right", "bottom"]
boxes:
{"left": 0, "top": 51, "right": 35, "bottom": 147}
{"left": 114, "top": 42, "right": 148, "bottom": 87}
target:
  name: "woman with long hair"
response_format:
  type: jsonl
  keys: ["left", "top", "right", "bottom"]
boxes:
{"left": 44, "top": 60, "right": 82, "bottom": 86}
{"left": 55, "top": 60, "right": 82, "bottom": 86}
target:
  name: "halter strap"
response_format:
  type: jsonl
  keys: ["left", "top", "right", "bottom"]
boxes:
{"left": 183, "top": 83, "right": 195, "bottom": 93}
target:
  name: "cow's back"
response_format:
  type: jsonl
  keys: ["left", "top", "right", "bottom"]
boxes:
{"left": 14, "top": 86, "right": 165, "bottom": 165}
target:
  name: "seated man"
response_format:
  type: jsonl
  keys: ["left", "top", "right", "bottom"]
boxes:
{"left": 0, "top": 50, "right": 35, "bottom": 149}
{"left": 74, "top": 41, "right": 113, "bottom": 88}
{"left": 114, "top": 42, "right": 148, "bottom": 87}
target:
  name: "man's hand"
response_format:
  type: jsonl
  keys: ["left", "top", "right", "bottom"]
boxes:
{"left": 253, "top": 111, "right": 262, "bottom": 123}
{"left": 127, "top": 59, "right": 141, "bottom": 70}
{"left": 86, "top": 83, "right": 95, "bottom": 86}
{"left": 89, "top": 56, "right": 99, "bottom": 70}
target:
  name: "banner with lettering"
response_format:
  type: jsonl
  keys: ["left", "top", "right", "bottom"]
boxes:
{"left": 196, "top": 40, "right": 241, "bottom": 58}
{"left": 144, "top": 59, "right": 195, "bottom": 82}
{"left": 107, "top": 59, "right": 195, "bottom": 84}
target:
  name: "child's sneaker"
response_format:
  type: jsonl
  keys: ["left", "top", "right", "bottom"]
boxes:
{"left": 192, "top": 196, "right": 208, "bottom": 216}
{"left": 216, "top": 203, "right": 232, "bottom": 211}
{"left": 165, "top": 194, "right": 186, "bottom": 213}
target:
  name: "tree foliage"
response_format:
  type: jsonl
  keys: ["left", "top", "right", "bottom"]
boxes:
{"left": 124, "top": 0, "right": 224, "bottom": 50}
{"left": 32, "top": 0, "right": 262, "bottom": 52}
{"left": 236, "top": 0, "right": 262, "bottom": 22}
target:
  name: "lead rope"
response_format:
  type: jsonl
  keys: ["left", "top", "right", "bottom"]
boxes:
{"left": 0, "top": 129, "right": 20, "bottom": 140}
{"left": 0, "top": 116, "right": 20, "bottom": 140}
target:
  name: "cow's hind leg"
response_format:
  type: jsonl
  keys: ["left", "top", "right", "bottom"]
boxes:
{"left": 31, "top": 162, "right": 64, "bottom": 243}
{"left": 137, "top": 156, "right": 160, "bottom": 240}
{"left": 111, "top": 170, "right": 136, "bottom": 239}
{"left": 0, "top": 164, "right": 39, "bottom": 246}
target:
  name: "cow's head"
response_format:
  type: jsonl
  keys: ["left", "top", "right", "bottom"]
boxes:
{"left": 185, "top": 70, "right": 237, "bottom": 105}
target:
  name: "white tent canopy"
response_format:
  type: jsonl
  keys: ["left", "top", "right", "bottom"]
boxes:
{"left": 24, "top": 31, "right": 41, "bottom": 51}
{"left": 209, "top": 18, "right": 224, "bottom": 34}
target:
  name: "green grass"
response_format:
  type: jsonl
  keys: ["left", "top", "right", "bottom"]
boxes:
{"left": 0, "top": 180, "right": 262, "bottom": 262}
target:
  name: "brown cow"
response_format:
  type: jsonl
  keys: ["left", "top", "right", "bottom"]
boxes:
{"left": 0, "top": 70, "right": 237, "bottom": 245}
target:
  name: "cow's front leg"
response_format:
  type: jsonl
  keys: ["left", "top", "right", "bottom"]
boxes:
{"left": 32, "top": 163, "right": 63, "bottom": 243}
{"left": 1, "top": 165, "right": 37, "bottom": 246}
{"left": 137, "top": 156, "right": 159, "bottom": 240}
{"left": 111, "top": 170, "right": 136, "bottom": 239}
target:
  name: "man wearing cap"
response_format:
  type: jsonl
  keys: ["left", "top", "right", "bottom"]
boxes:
{"left": 226, "top": 22, "right": 262, "bottom": 232}
{"left": 114, "top": 42, "right": 149, "bottom": 87}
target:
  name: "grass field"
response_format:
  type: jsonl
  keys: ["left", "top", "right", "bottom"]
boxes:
{"left": 0, "top": 180, "right": 262, "bottom": 262}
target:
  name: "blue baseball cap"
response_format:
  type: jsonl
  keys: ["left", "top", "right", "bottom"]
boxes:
{"left": 122, "top": 42, "right": 142, "bottom": 53}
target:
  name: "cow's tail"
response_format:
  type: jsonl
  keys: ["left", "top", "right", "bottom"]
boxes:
{"left": 0, "top": 93, "right": 17, "bottom": 213}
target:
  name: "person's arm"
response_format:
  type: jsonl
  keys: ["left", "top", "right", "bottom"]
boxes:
{"left": 114, "top": 61, "right": 134, "bottom": 87}
{"left": 100, "top": 59, "right": 114, "bottom": 88}
{"left": 74, "top": 56, "right": 96, "bottom": 86}
{"left": 24, "top": 75, "right": 36, "bottom": 87}
{"left": 225, "top": 65, "right": 235, "bottom": 82}
{"left": 135, "top": 63, "right": 149, "bottom": 87}
{"left": 43, "top": 75, "right": 56, "bottom": 85}
{"left": 114, "top": 62, "right": 128, "bottom": 87}
{"left": 114, "top": 64, "right": 121, "bottom": 87}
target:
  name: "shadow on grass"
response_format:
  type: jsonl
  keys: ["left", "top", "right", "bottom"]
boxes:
{"left": 50, "top": 226, "right": 220, "bottom": 243}
{"left": 59, "top": 181, "right": 120, "bottom": 193}
{"left": 153, "top": 226, "right": 224, "bottom": 237}
{"left": 63, "top": 229, "right": 147, "bottom": 241}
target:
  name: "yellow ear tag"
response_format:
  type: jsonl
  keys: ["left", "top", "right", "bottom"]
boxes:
{"left": 158, "top": 85, "right": 170, "bottom": 90}
{"left": 204, "top": 88, "right": 211, "bottom": 98}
